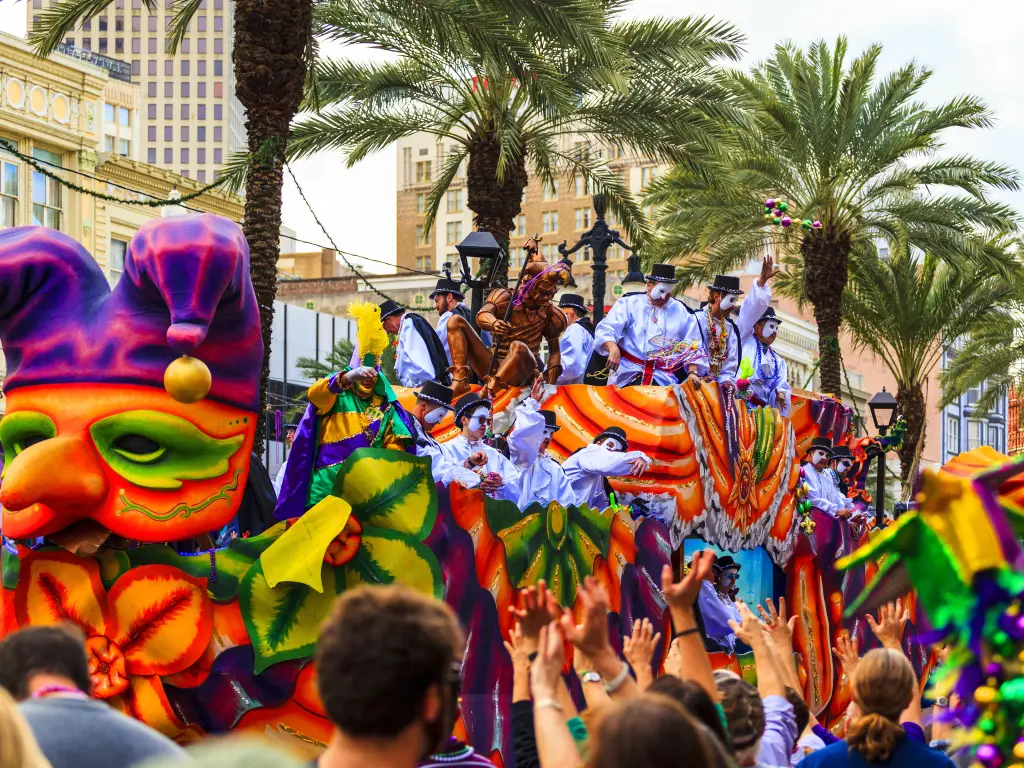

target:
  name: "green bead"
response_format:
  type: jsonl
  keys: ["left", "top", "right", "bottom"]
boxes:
{"left": 773, "top": 217, "right": 781, "bottom": 225}
{"left": 803, "top": 219, "right": 812, "bottom": 227}
{"left": 980, "top": 718, "right": 997, "bottom": 734}
{"left": 778, "top": 201, "right": 789, "bottom": 212}
{"left": 995, "top": 631, "right": 1010, "bottom": 646}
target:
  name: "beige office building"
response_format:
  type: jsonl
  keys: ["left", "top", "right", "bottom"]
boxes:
{"left": 28, "top": 0, "right": 245, "bottom": 185}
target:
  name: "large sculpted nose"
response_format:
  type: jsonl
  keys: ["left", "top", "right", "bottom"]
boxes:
{"left": 2, "top": 434, "right": 108, "bottom": 517}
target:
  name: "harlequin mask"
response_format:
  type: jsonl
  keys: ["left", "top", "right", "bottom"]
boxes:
{"left": 0, "top": 217, "right": 262, "bottom": 543}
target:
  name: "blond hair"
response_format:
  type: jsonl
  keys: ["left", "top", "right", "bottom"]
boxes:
{"left": 0, "top": 687, "right": 51, "bottom": 768}
{"left": 846, "top": 648, "right": 914, "bottom": 762}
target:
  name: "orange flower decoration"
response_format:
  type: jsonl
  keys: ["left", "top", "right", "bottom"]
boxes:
{"left": 14, "top": 550, "right": 212, "bottom": 730}
{"left": 324, "top": 516, "right": 363, "bottom": 567}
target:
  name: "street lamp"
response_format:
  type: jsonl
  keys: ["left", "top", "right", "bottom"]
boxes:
{"left": 558, "top": 194, "right": 632, "bottom": 325}
{"left": 455, "top": 230, "right": 506, "bottom": 331}
{"left": 867, "top": 387, "right": 899, "bottom": 527}
{"left": 620, "top": 253, "right": 647, "bottom": 297}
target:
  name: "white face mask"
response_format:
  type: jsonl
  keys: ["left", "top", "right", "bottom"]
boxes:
{"left": 600, "top": 438, "right": 625, "bottom": 452}
{"left": 720, "top": 295, "right": 737, "bottom": 311}
{"left": 810, "top": 449, "right": 828, "bottom": 465}
{"left": 836, "top": 460, "right": 851, "bottom": 474}
{"left": 467, "top": 408, "right": 490, "bottom": 432}
{"left": 650, "top": 283, "right": 672, "bottom": 302}
{"left": 424, "top": 406, "right": 447, "bottom": 425}
{"left": 762, "top": 320, "right": 779, "bottom": 339}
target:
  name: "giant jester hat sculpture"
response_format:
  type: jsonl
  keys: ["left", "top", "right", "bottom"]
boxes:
{"left": 0, "top": 215, "right": 262, "bottom": 544}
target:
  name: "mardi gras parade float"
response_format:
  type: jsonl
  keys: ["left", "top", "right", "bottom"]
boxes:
{"left": 0, "top": 214, "right": 930, "bottom": 762}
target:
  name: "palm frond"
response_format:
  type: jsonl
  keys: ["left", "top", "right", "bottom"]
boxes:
{"left": 29, "top": 0, "right": 158, "bottom": 56}
{"left": 165, "top": 0, "right": 205, "bottom": 54}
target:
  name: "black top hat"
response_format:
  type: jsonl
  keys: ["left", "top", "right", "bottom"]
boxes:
{"left": 808, "top": 437, "right": 833, "bottom": 454}
{"left": 830, "top": 444, "right": 853, "bottom": 460}
{"left": 378, "top": 299, "right": 404, "bottom": 321}
{"left": 707, "top": 275, "right": 744, "bottom": 295}
{"left": 454, "top": 392, "right": 491, "bottom": 424}
{"left": 429, "top": 278, "right": 465, "bottom": 301}
{"left": 713, "top": 555, "right": 741, "bottom": 573}
{"left": 757, "top": 306, "right": 783, "bottom": 325}
{"left": 539, "top": 410, "right": 560, "bottom": 432}
{"left": 416, "top": 381, "right": 454, "bottom": 410}
{"left": 558, "top": 293, "right": 588, "bottom": 314}
{"left": 645, "top": 263, "right": 678, "bottom": 283}
{"left": 593, "top": 425, "right": 628, "bottom": 449}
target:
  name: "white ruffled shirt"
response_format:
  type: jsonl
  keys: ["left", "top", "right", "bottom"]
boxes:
{"left": 594, "top": 294, "right": 702, "bottom": 387}
{"left": 439, "top": 434, "right": 522, "bottom": 503}
{"left": 694, "top": 280, "right": 773, "bottom": 385}
{"left": 556, "top": 322, "right": 595, "bottom": 385}
{"left": 561, "top": 443, "right": 652, "bottom": 510}
{"left": 394, "top": 314, "right": 436, "bottom": 388}
{"left": 507, "top": 399, "right": 578, "bottom": 509}
{"left": 411, "top": 419, "right": 481, "bottom": 489}
{"left": 802, "top": 464, "right": 857, "bottom": 519}
{"left": 740, "top": 335, "right": 792, "bottom": 415}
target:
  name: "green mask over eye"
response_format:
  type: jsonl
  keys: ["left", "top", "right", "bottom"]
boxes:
{"left": 90, "top": 410, "right": 244, "bottom": 490}
{"left": 0, "top": 411, "right": 57, "bottom": 460}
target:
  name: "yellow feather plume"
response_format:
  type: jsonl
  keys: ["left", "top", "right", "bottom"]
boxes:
{"left": 347, "top": 301, "right": 389, "bottom": 364}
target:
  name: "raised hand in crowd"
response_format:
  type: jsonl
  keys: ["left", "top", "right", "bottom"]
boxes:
{"left": 832, "top": 629, "right": 860, "bottom": 679}
{"left": 509, "top": 580, "right": 561, "bottom": 653}
{"left": 530, "top": 374, "right": 545, "bottom": 403}
{"left": 503, "top": 622, "right": 532, "bottom": 704}
{"left": 623, "top": 618, "right": 662, "bottom": 691}
{"left": 729, "top": 601, "right": 786, "bottom": 698}
{"left": 758, "top": 597, "right": 803, "bottom": 692}
{"left": 867, "top": 599, "right": 909, "bottom": 650}
{"left": 573, "top": 646, "right": 611, "bottom": 711}
{"left": 530, "top": 622, "right": 580, "bottom": 768}
{"left": 759, "top": 254, "right": 782, "bottom": 286}
{"left": 660, "top": 551, "right": 718, "bottom": 701}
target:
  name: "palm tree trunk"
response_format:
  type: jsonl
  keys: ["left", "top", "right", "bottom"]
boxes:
{"left": 233, "top": 0, "right": 313, "bottom": 454}
{"left": 802, "top": 231, "right": 851, "bottom": 400}
{"left": 467, "top": 133, "right": 529, "bottom": 288}
{"left": 896, "top": 383, "right": 926, "bottom": 485}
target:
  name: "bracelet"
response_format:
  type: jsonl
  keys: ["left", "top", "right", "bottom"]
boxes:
{"left": 603, "top": 661, "right": 631, "bottom": 694}
{"left": 534, "top": 698, "right": 562, "bottom": 713}
{"left": 672, "top": 627, "right": 700, "bottom": 641}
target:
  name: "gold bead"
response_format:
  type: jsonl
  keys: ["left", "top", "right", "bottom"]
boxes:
{"left": 1014, "top": 742, "right": 1024, "bottom": 760}
{"left": 974, "top": 685, "right": 998, "bottom": 704}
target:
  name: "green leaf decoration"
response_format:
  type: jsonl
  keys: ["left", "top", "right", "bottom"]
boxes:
{"left": 340, "top": 526, "right": 443, "bottom": 600}
{"left": 239, "top": 560, "right": 341, "bottom": 674}
{"left": 496, "top": 500, "right": 613, "bottom": 608}
{"left": 90, "top": 410, "right": 244, "bottom": 490}
{"left": 332, "top": 448, "right": 437, "bottom": 539}
{"left": 2, "top": 548, "right": 19, "bottom": 590}
{"left": 96, "top": 549, "right": 130, "bottom": 590}
{"left": 126, "top": 541, "right": 265, "bottom": 603}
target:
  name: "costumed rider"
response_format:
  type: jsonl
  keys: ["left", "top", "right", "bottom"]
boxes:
{"left": 507, "top": 377, "right": 578, "bottom": 509}
{"left": 379, "top": 299, "right": 451, "bottom": 388}
{"left": 431, "top": 277, "right": 476, "bottom": 368}
{"left": 801, "top": 437, "right": 857, "bottom": 521}
{"left": 407, "top": 381, "right": 483, "bottom": 490}
{"left": 739, "top": 306, "right": 792, "bottom": 415}
{"left": 695, "top": 256, "right": 778, "bottom": 387}
{"left": 695, "top": 555, "right": 743, "bottom": 653}
{"left": 556, "top": 293, "right": 595, "bottom": 385}
{"left": 828, "top": 444, "right": 867, "bottom": 523}
{"left": 594, "top": 263, "right": 704, "bottom": 387}
{"left": 439, "top": 393, "right": 521, "bottom": 502}
{"left": 561, "top": 426, "right": 651, "bottom": 510}
{"left": 275, "top": 301, "right": 413, "bottom": 519}
{"left": 272, "top": 419, "right": 300, "bottom": 496}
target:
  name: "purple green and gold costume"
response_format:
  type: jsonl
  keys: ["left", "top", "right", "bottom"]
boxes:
{"left": 274, "top": 366, "right": 413, "bottom": 519}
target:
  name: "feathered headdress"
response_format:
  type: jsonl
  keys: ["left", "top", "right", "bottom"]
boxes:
{"left": 348, "top": 300, "right": 389, "bottom": 368}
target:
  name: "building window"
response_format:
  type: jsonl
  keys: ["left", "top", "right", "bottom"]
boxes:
{"left": 213, "top": 126, "right": 222, "bottom": 142}
{"left": 198, "top": 170, "right": 206, "bottom": 183}
{"left": 573, "top": 140, "right": 586, "bottom": 159}
{"left": 517, "top": 214, "right": 526, "bottom": 236}
{"left": 198, "top": 126, "right": 206, "bottom": 141}
{"left": 147, "top": 82, "right": 156, "bottom": 97}
{"left": 214, "top": 38, "right": 223, "bottom": 54}
{"left": 199, "top": 105, "right": 207, "bottom": 120}
{"left": 640, "top": 166, "right": 658, "bottom": 187}
{"left": 118, "top": 139, "right": 130, "bottom": 156}
{"left": 181, "top": 104, "right": 190, "bottom": 119}
{"left": 148, "top": 15, "right": 156, "bottom": 32}
{"left": 415, "top": 193, "right": 425, "bottom": 214}
{"left": 115, "top": 38, "right": 124, "bottom": 53}
{"left": 99, "top": 16, "right": 108, "bottom": 31}
{"left": 132, "top": 60, "right": 140, "bottom": 76}
{"left": 214, "top": 60, "right": 223, "bottom": 76}
{"left": 197, "top": 148, "right": 205, "bottom": 164}
{"left": 415, "top": 255, "right": 433, "bottom": 272}
{"left": 131, "top": 37, "right": 140, "bottom": 53}
{"left": 445, "top": 221, "right": 462, "bottom": 245}
{"left": 213, "top": 104, "right": 222, "bottom": 120}
{"left": 104, "top": 103, "right": 115, "bottom": 122}
{"left": 147, "top": 104, "right": 156, "bottom": 119}
{"left": 109, "top": 238, "right": 128, "bottom": 284}
{"left": 165, "top": 59, "right": 173, "bottom": 76}
{"left": 31, "top": 169, "right": 62, "bottom": 230}
{"left": 148, "top": 37, "right": 156, "bottom": 53}
{"left": 164, "top": 125, "right": 172, "bottom": 141}
{"left": 967, "top": 419, "right": 983, "bottom": 451}
{"left": 147, "top": 148, "right": 156, "bottom": 163}
{"left": 213, "top": 148, "right": 222, "bottom": 164}
{"left": 182, "top": 38, "right": 190, "bottom": 54}
{"left": 988, "top": 425, "right": 1002, "bottom": 452}
{"left": 416, "top": 224, "right": 431, "bottom": 246}
{"left": 446, "top": 189, "right": 463, "bottom": 213}
{"left": 164, "top": 104, "right": 173, "bottom": 120}
{"left": 198, "top": 38, "right": 207, "bottom": 54}
{"left": 214, "top": 15, "right": 224, "bottom": 31}
{"left": 164, "top": 148, "right": 173, "bottom": 164}
{"left": 0, "top": 161, "right": 18, "bottom": 228}
{"left": 542, "top": 211, "right": 558, "bottom": 233}
{"left": 181, "top": 82, "right": 190, "bottom": 97}
{"left": 147, "top": 126, "right": 156, "bottom": 141}
{"left": 574, "top": 175, "right": 591, "bottom": 197}
{"left": 181, "top": 126, "right": 190, "bottom": 142}
{"left": 543, "top": 180, "right": 558, "bottom": 201}
{"left": 574, "top": 208, "right": 591, "bottom": 231}
{"left": 82, "top": 37, "right": 91, "bottom": 50}
{"left": 198, "top": 15, "right": 207, "bottom": 32}
{"left": 198, "top": 60, "right": 207, "bottom": 76}
{"left": 164, "top": 82, "right": 173, "bottom": 98}
{"left": 181, "top": 60, "right": 190, "bottom": 76}
{"left": 541, "top": 244, "right": 557, "bottom": 260}
{"left": 132, "top": 16, "right": 140, "bottom": 32}
{"left": 115, "top": 15, "right": 124, "bottom": 31}
{"left": 214, "top": 82, "right": 223, "bottom": 98}
{"left": 415, "top": 161, "right": 432, "bottom": 183}
{"left": 104, "top": 135, "right": 115, "bottom": 152}
{"left": 148, "top": 58, "right": 156, "bottom": 75}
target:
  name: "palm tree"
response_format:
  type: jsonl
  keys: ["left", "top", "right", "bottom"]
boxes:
{"left": 645, "top": 38, "right": 1019, "bottom": 399}
{"left": 30, "top": 0, "right": 314, "bottom": 451}
{"left": 838, "top": 243, "right": 1021, "bottom": 487}
{"left": 289, "top": 0, "right": 745, "bottom": 282}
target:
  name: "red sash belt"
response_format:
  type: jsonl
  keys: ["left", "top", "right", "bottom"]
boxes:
{"left": 620, "top": 350, "right": 659, "bottom": 385}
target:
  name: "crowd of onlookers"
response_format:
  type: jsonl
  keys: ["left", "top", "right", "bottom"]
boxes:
{"left": 0, "top": 551, "right": 959, "bottom": 768}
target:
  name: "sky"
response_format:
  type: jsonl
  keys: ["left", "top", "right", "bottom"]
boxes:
{"left": 2, "top": 0, "right": 1023, "bottom": 272}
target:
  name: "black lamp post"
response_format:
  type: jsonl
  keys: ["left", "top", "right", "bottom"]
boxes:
{"left": 558, "top": 194, "right": 632, "bottom": 325}
{"left": 867, "top": 387, "right": 899, "bottom": 527}
{"left": 455, "top": 230, "right": 506, "bottom": 331}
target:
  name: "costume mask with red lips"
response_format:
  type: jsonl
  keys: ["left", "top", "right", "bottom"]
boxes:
{"left": 0, "top": 216, "right": 262, "bottom": 543}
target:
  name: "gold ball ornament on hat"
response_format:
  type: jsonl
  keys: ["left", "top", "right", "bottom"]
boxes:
{"left": 164, "top": 355, "right": 212, "bottom": 403}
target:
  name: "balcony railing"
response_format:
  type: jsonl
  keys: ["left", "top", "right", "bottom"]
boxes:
{"left": 55, "top": 44, "right": 132, "bottom": 83}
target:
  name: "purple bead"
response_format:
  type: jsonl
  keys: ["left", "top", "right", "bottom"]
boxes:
{"left": 812, "top": 220, "right": 822, "bottom": 228}
{"left": 986, "top": 661, "right": 1004, "bottom": 679}
{"left": 765, "top": 198, "right": 775, "bottom": 207}
{"left": 781, "top": 216, "right": 792, "bottom": 227}
{"left": 977, "top": 744, "right": 999, "bottom": 764}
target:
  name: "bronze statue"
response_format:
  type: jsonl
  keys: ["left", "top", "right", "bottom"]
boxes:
{"left": 446, "top": 238, "right": 569, "bottom": 397}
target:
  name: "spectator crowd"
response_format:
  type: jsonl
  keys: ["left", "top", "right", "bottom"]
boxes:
{"left": 0, "top": 552, "right": 957, "bottom": 768}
